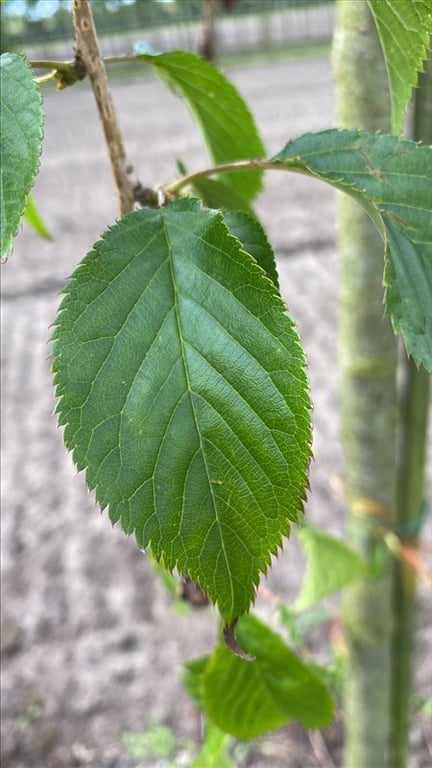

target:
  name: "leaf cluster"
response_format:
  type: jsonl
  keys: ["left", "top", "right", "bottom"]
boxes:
{"left": 1, "top": 0, "right": 431, "bottom": 748}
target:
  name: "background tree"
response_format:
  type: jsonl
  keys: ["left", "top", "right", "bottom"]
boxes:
{"left": 333, "top": 2, "right": 431, "bottom": 765}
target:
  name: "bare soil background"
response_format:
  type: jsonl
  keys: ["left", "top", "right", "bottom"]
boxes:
{"left": 1, "top": 56, "right": 431, "bottom": 768}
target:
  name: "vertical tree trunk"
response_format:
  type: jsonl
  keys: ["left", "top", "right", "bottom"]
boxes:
{"left": 332, "top": 2, "right": 397, "bottom": 766}
{"left": 389, "top": 55, "right": 432, "bottom": 768}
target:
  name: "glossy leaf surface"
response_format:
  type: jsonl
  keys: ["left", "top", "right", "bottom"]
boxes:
{"left": 53, "top": 199, "right": 311, "bottom": 623}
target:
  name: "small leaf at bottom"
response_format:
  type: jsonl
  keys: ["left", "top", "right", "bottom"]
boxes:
{"left": 203, "top": 614, "right": 334, "bottom": 738}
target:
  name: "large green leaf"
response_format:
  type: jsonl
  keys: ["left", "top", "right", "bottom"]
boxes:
{"left": 368, "top": 0, "right": 432, "bottom": 134}
{"left": 295, "top": 526, "right": 368, "bottom": 610}
{"left": 202, "top": 614, "right": 334, "bottom": 738}
{"left": 52, "top": 198, "right": 311, "bottom": 623}
{"left": 138, "top": 51, "right": 265, "bottom": 202}
{"left": 0, "top": 52, "right": 43, "bottom": 260}
{"left": 271, "top": 129, "right": 432, "bottom": 370}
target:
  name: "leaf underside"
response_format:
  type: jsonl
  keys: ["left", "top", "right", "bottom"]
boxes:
{"left": 52, "top": 198, "right": 311, "bottom": 623}
{"left": 0, "top": 52, "right": 43, "bottom": 260}
{"left": 271, "top": 129, "right": 432, "bottom": 370}
{"left": 138, "top": 51, "right": 265, "bottom": 202}
{"left": 367, "top": 0, "right": 432, "bottom": 134}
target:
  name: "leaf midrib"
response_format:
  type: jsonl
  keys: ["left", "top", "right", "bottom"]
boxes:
{"left": 162, "top": 217, "right": 235, "bottom": 613}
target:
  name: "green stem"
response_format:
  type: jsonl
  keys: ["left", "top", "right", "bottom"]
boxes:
{"left": 163, "top": 160, "right": 271, "bottom": 195}
{"left": 34, "top": 72, "right": 58, "bottom": 85}
{"left": 31, "top": 54, "right": 139, "bottom": 71}
{"left": 29, "top": 53, "right": 175, "bottom": 84}
{"left": 31, "top": 59, "right": 74, "bottom": 70}
{"left": 332, "top": 2, "right": 397, "bottom": 766}
{"left": 162, "top": 159, "right": 314, "bottom": 197}
{"left": 389, "top": 54, "right": 432, "bottom": 768}
{"left": 390, "top": 362, "right": 430, "bottom": 768}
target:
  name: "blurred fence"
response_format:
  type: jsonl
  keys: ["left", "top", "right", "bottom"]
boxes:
{"left": 104, "top": 1, "right": 335, "bottom": 59}
{"left": 5, "top": 1, "right": 335, "bottom": 63}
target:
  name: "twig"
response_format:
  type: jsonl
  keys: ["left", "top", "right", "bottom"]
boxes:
{"left": 71, "top": 0, "right": 136, "bottom": 216}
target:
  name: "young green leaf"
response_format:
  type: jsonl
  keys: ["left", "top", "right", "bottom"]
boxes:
{"left": 271, "top": 129, "right": 432, "bottom": 370}
{"left": 0, "top": 52, "right": 43, "bottom": 260}
{"left": 223, "top": 210, "right": 280, "bottom": 290}
{"left": 203, "top": 614, "right": 334, "bottom": 738}
{"left": 23, "top": 194, "right": 51, "bottom": 240}
{"left": 295, "top": 526, "right": 368, "bottom": 610}
{"left": 52, "top": 198, "right": 311, "bottom": 624}
{"left": 367, "top": 0, "right": 432, "bottom": 134}
{"left": 138, "top": 51, "right": 265, "bottom": 202}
